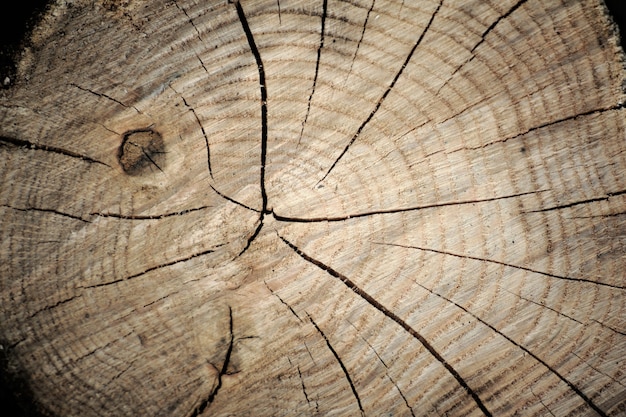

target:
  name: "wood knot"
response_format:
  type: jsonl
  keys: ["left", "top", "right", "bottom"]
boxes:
{"left": 118, "top": 128, "right": 165, "bottom": 175}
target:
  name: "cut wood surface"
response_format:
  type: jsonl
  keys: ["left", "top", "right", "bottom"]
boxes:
{"left": 1, "top": 0, "right": 625, "bottom": 416}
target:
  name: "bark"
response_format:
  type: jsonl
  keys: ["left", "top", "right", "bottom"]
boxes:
{"left": 1, "top": 0, "right": 625, "bottom": 416}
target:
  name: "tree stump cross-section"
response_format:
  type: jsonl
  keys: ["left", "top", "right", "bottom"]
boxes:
{"left": 1, "top": 0, "right": 625, "bottom": 416}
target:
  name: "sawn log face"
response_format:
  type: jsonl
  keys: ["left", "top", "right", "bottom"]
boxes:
{"left": 1, "top": 0, "right": 625, "bottom": 416}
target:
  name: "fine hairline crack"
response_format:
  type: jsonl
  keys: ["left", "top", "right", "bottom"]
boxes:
{"left": 413, "top": 279, "right": 608, "bottom": 416}
{"left": 307, "top": 313, "right": 365, "bottom": 416}
{"left": 318, "top": 0, "right": 444, "bottom": 184}
{"left": 346, "top": 320, "right": 415, "bottom": 417}
{"left": 298, "top": 0, "right": 328, "bottom": 146}
{"left": 376, "top": 242, "right": 625, "bottom": 290}
{"left": 435, "top": 0, "right": 528, "bottom": 96}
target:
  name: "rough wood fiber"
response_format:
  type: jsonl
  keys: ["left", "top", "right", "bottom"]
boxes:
{"left": 1, "top": 0, "right": 625, "bottom": 416}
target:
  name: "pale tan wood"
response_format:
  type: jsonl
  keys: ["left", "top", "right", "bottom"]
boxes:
{"left": 1, "top": 0, "right": 625, "bottom": 416}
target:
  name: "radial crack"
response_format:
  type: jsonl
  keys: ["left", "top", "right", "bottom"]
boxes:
{"left": 82, "top": 330, "right": 134, "bottom": 359}
{"left": 523, "top": 189, "right": 626, "bottom": 213}
{"left": 265, "top": 281, "right": 303, "bottom": 322}
{"left": 273, "top": 190, "right": 545, "bottom": 223}
{"left": 296, "top": 365, "right": 315, "bottom": 409}
{"left": 298, "top": 0, "right": 328, "bottom": 145}
{"left": 70, "top": 83, "right": 135, "bottom": 111}
{"left": 435, "top": 0, "right": 528, "bottom": 95}
{"left": 172, "top": 0, "right": 204, "bottom": 42}
{"left": 142, "top": 291, "right": 179, "bottom": 308}
{"left": 195, "top": 53, "right": 209, "bottom": 73}
{"left": 237, "top": 215, "right": 264, "bottom": 257}
{"left": 110, "top": 359, "right": 138, "bottom": 383}
{"left": 413, "top": 281, "right": 608, "bottom": 416}
{"left": 343, "top": 0, "right": 376, "bottom": 85}
{"left": 2, "top": 204, "right": 90, "bottom": 223}
{"left": 376, "top": 242, "right": 625, "bottom": 290}
{"left": 347, "top": 321, "right": 415, "bottom": 417}
{"left": 0, "top": 136, "right": 110, "bottom": 167}
{"left": 569, "top": 211, "right": 626, "bottom": 219}
{"left": 280, "top": 235, "right": 491, "bottom": 416}
{"left": 304, "top": 341, "right": 317, "bottom": 365}
{"left": 571, "top": 351, "right": 625, "bottom": 388}
{"left": 91, "top": 205, "right": 212, "bottom": 220}
{"left": 210, "top": 184, "right": 260, "bottom": 213}
{"left": 448, "top": 103, "right": 625, "bottom": 152}
{"left": 28, "top": 294, "right": 83, "bottom": 319}
{"left": 307, "top": 314, "right": 365, "bottom": 415}
{"left": 319, "top": 0, "right": 444, "bottom": 183}
{"left": 171, "top": 0, "right": 209, "bottom": 72}
{"left": 234, "top": 0, "right": 269, "bottom": 214}
{"left": 592, "top": 320, "right": 626, "bottom": 336}
{"left": 181, "top": 96, "right": 213, "bottom": 178}
{"left": 191, "top": 306, "right": 235, "bottom": 416}
{"left": 530, "top": 387, "right": 556, "bottom": 417}
{"left": 502, "top": 288, "right": 583, "bottom": 325}
{"left": 84, "top": 246, "right": 221, "bottom": 289}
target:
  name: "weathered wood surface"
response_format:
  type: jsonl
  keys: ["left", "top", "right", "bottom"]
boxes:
{"left": 1, "top": 0, "right": 625, "bottom": 416}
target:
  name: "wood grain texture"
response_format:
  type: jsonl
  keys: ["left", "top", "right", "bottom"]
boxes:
{"left": 1, "top": 0, "right": 625, "bottom": 416}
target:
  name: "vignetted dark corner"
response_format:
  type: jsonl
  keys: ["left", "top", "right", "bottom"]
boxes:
{"left": 1, "top": 1, "right": 625, "bottom": 416}
{"left": 0, "top": 0, "right": 49, "bottom": 89}
{"left": 1, "top": 3, "right": 55, "bottom": 416}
